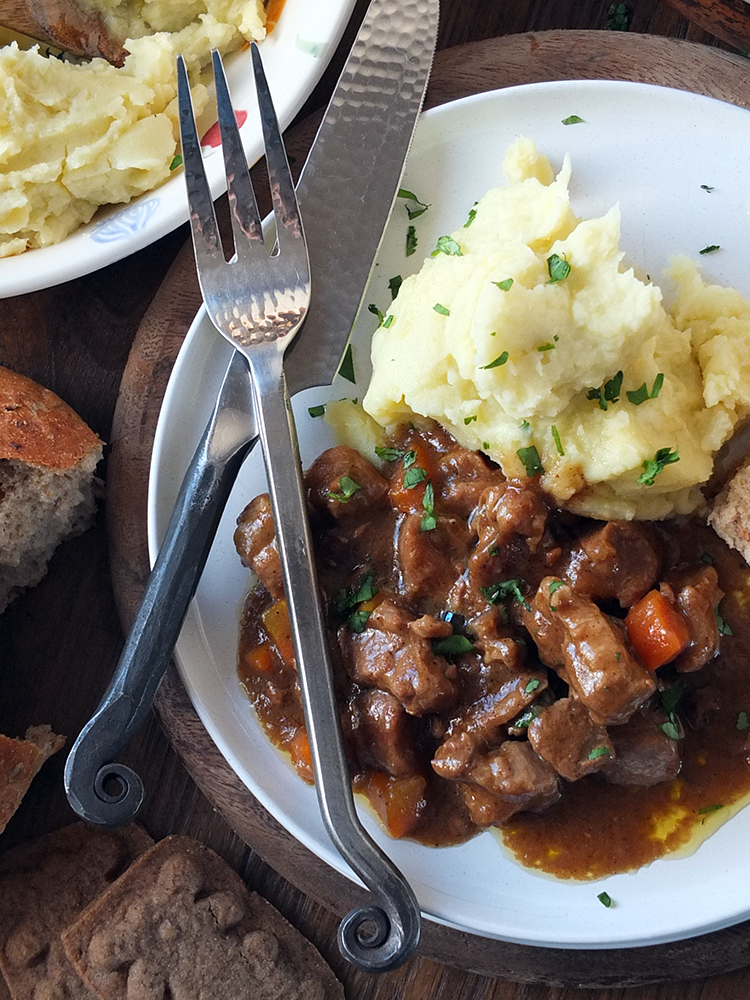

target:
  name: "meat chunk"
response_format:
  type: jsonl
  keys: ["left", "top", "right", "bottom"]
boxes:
{"left": 306, "top": 445, "right": 389, "bottom": 519}
{"left": 600, "top": 707, "right": 681, "bottom": 786}
{"left": 471, "top": 607, "right": 526, "bottom": 670}
{"left": 453, "top": 740, "right": 560, "bottom": 826}
{"left": 234, "top": 494, "right": 284, "bottom": 599}
{"left": 396, "top": 512, "right": 470, "bottom": 605}
{"left": 661, "top": 565, "right": 723, "bottom": 673}
{"left": 561, "top": 521, "right": 661, "bottom": 608}
{"left": 527, "top": 697, "right": 613, "bottom": 781}
{"left": 437, "top": 448, "right": 504, "bottom": 519}
{"left": 432, "top": 660, "right": 548, "bottom": 779}
{"left": 347, "top": 690, "right": 421, "bottom": 778}
{"left": 339, "top": 599, "right": 460, "bottom": 715}
{"left": 522, "top": 578, "right": 655, "bottom": 725}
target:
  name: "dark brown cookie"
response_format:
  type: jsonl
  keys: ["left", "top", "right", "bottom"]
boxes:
{"left": 0, "top": 822, "right": 153, "bottom": 1000}
{"left": 62, "top": 835, "right": 344, "bottom": 1000}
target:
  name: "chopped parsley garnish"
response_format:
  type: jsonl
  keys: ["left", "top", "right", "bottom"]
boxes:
{"left": 481, "top": 351, "right": 509, "bottom": 370}
{"left": 493, "top": 278, "right": 514, "bottom": 291}
{"left": 406, "top": 225, "right": 418, "bottom": 257}
{"left": 547, "top": 253, "right": 571, "bottom": 283}
{"left": 698, "top": 803, "right": 724, "bottom": 814}
{"left": 548, "top": 580, "right": 565, "bottom": 596}
{"left": 605, "top": 1, "right": 631, "bottom": 30}
{"left": 519, "top": 419, "right": 531, "bottom": 432}
{"left": 737, "top": 711, "right": 749, "bottom": 731}
{"left": 587, "top": 370, "right": 623, "bottom": 411}
{"left": 597, "top": 891, "right": 613, "bottom": 908}
{"left": 338, "top": 344, "right": 356, "bottom": 384}
{"left": 403, "top": 450, "right": 417, "bottom": 468}
{"left": 517, "top": 445, "right": 544, "bottom": 478}
{"left": 433, "top": 303, "right": 450, "bottom": 316}
{"left": 626, "top": 373, "right": 664, "bottom": 405}
{"left": 701, "top": 552, "right": 714, "bottom": 564}
{"left": 420, "top": 480, "right": 436, "bottom": 532}
{"left": 701, "top": 184, "right": 715, "bottom": 193}
{"left": 375, "top": 446, "right": 403, "bottom": 462}
{"left": 637, "top": 447, "right": 679, "bottom": 486}
{"left": 368, "top": 303, "right": 385, "bottom": 325}
{"left": 551, "top": 425, "right": 564, "bottom": 456}
{"left": 398, "top": 188, "right": 430, "bottom": 219}
{"left": 481, "top": 578, "right": 531, "bottom": 611}
{"left": 715, "top": 604, "right": 733, "bottom": 636}
{"left": 403, "top": 466, "right": 427, "bottom": 489}
{"left": 333, "top": 572, "right": 379, "bottom": 632}
{"left": 464, "top": 204, "right": 478, "bottom": 227}
{"left": 307, "top": 404, "right": 325, "bottom": 418}
{"left": 432, "top": 634, "right": 474, "bottom": 657}
{"left": 327, "top": 475, "right": 361, "bottom": 503}
{"left": 389, "top": 275, "right": 403, "bottom": 300}
{"left": 537, "top": 342, "right": 556, "bottom": 352}
{"left": 659, "top": 682, "right": 684, "bottom": 741}
{"left": 432, "top": 235, "right": 463, "bottom": 257}
{"left": 588, "top": 746, "right": 611, "bottom": 760}
{"left": 525, "top": 678, "right": 541, "bottom": 693}
{"left": 169, "top": 154, "right": 183, "bottom": 170}
{"left": 464, "top": 415, "right": 478, "bottom": 425}
{"left": 660, "top": 719, "right": 680, "bottom": 741}
{"left": 562, "top": 115, "right": 584, "bottom": 125}
{"left": 699, "top": 244, "right": 720, "bottom": 255}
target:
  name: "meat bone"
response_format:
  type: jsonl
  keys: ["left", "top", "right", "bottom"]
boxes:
{"left": 0, "top": 0, "right": 128, "bottom": 64}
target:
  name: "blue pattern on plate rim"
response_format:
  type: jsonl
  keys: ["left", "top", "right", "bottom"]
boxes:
{"left": 90, "top": 198, "right": 160, "bottom": 243}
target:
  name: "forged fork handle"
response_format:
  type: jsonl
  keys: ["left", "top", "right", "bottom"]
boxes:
{"left": 246, "top": 345, "right": 421, "bottom": 973}
{"left": 64, "top": 355, "right": 256, "bottom": 826}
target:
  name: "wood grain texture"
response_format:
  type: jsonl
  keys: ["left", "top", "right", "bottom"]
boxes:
{"left": 662, "top": 0, "right": 750, "bottom": 49}
{"left": 106, "top": 31, "right": 750, "bottom": 991}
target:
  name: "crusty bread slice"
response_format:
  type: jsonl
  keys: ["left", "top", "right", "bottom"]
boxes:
{"left": 709, "top": 454, "right": 750, "bottom": 565}
{"left": 0, "top": 366, "right": 102, "bottom": 612}
{"left": 0, "top": 725, "right": 65, "bottom": 835}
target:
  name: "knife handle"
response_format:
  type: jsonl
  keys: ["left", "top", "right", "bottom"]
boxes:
{"left": 64, "top": 353, "right": 255, "bottom": 826}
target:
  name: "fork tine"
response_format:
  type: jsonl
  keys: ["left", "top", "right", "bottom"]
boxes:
{"left": 212, "top": 49, "right": 264, "bottom": 258}
{"left": 249, "top": 42, "right": 307, "bottom": 266}
{"left": 177, "top": 55, "right": 224, "bottom": 272}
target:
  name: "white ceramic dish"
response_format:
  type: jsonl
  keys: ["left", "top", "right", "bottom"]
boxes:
{"left": 0, "top": 0, "right": 357, "bottom": 298}
{"left": 149, "top": 80, "right": 750, "bottom": 949}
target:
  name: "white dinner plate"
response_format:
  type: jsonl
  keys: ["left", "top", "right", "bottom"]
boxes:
{"left": 149, "top": 79, "right": 750, "bottom": 949}
{"left": 0, "top": 0, "right": 357, "bottom": 297}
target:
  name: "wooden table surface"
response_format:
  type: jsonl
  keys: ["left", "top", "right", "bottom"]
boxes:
{"left": 1, "top": 2, "right": 749, "bottom": 998}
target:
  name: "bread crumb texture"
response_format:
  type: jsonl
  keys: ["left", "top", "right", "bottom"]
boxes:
{"left": 0, "top": 725, "right": 64, "bottom": 834}
{"left": 62, "top": 835, "right": 344, "bottom": 1000}
{"left": 0, "top": 0, "right": 266, "bottom": 256}
{"left": 0, "top": 366, "right": 102, "bottom": 611}
{"left": 362, "top": 137, "right": 750, "bottom": 521}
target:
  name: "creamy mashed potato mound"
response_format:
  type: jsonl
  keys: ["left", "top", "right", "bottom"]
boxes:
{"left": 0, "top": 0, "right": 266, "bottom": 256}
{"left": 361, "top": 137, "right": 750, "bottom": 521}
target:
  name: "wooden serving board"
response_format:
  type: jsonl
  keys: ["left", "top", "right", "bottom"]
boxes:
{"left": 107, "top": 31, "right": 750, "bottom": 987}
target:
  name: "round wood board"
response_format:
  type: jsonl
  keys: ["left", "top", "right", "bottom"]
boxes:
{"left": 107, "top": 31, "right": 750, "bottom": 988}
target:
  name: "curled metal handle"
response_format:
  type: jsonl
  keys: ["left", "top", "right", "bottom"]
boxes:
{"left": 64, "top": 355, "right": 256, "bottom": 825}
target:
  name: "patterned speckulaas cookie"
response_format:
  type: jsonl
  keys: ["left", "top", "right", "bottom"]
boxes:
{"left": 0, "top": 822, "right": 153, "bottom": 1000}
{"left": 62, "top": 835, "right": 345, "bottom": 1000}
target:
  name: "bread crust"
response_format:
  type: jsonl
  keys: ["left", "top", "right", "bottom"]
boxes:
{"left": 0, "top": 366, "right": 101, "bottom": 471}
{"left": 709, "top": 455, "right": 750, "bottom": 565}
{"left": 0, "top": 726, "right": 65, "bottom": 835}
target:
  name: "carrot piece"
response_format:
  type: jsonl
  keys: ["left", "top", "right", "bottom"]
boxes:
{"left": 261, "top": 598, "right": 295, "bottom": 665}
{"left": 388, "top": 438, "right": 437, "bottom": 514}
{"left": 625, "top": 589, "right": 691, "bottom": 671}
{"left": 264, "top": 0, "right": 287, "bottom": 32}
{"left": 289, "top": 728, "right": 314, "bottom": 784}
{"left": 365, "top": 771, "right": 427, "bottom": 839}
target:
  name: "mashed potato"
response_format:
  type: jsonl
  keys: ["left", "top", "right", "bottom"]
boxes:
{"left": 361, "top": 138, "right": 750, "bottom": 521}
{"left": 0, "top": 0, "right": 266, "bottom": 257}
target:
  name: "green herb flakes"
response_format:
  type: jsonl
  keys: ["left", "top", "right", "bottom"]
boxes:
{"left": 548, "top": 580, "right": 565, "bottom": 596}
{"left": 368, "top": 303, "right": 385, "bottom": 326}
{"left": 403, "top": 466, "right": 427, "bottom": 490}
{"left": 403, "top": 450, "right": 417, "bottom": 469}
{"left": 464, "top": 415, "right": 478, "bottom": 425}
{"left": 638, "top": 447, "right": 679, "bottom": 486}
{"left": 433, "top": 303, "right": 450, "bottom": 316}
{"left": 605, "top": 1, "right": 631, "bottom": 30}
{"left": 169, "top": 154, "right": 183, "bottom": 170}
{"left": 338, "top": 344, "right": 356, "bottom": 384}
{"left": 588, "top": 746, "right": 611, "bottom": 760}
{"left": 307, "top": 404, "right": 325, "bottom": 418}
{"left": 464, "top": 204, "right": 478, "bottom": 228}
{"left": 737, "top": 712, "right": 749, "bottom": 731}
{"left": 525, "top": 678, "right": 541, "bottom": 694}
{"left": 627, "top": 373, "right": 664, "bottom": 405}
{"left": 481, "top": 351, "right": 509, "bottom": 370}
{"left": 333, "top": 571, "right": 379, "bottom": 632}
{"left": 389, "top": 275, "right": 403, "bottom": 300}
{"left": 517, "top": 445, "right": 544, "bottom": 478}
{"left": 701, "top": 553, "right": 714, "bottom": 564}
{"left": 715, "top": 605, "right": 733, "bottom": 636}
{"left": 327, "top": 475, "right": 361, "bottom": 503}
{"left": 493, "top": 278, "right": 514, "bottom": 291}
{"left": 375, "top": 446, "right": 403, "bottom": 462}
{"left": 587, "top": 370, "right": 623, "bottom": 411}
{"left": 597, "top": 891, "right": 613, "bottom": 908}
{"left": 551, "top": 425, "right": 565, "bottom": 456}
{"left": 547, "top": 253, "right": 571, "bottom": 283}
{"left": 562, "top": 115, "right": 584, "bottom": 125}
{"left": 481, "top": 578, "right": 531, "bottom": 611}
{"left": 660, "top": 719, "right": 680, "bottom": 741}
{"left": 398, "top": 188, "right": 430, "bottom": 219}
{"left": 406, "top": 225, "right": 418, "bottom": 257}
{"left": 699, "top": 244, "right": 720, "bottom": 255}
{"left": 432, "top": 235, "right": 463, "bottom": 257}
{"left": 432, "top": 634, "right": 474, "bottom": 657}
{"left": 537, "top": 342, "right": 555, "bottom": 352}
{"left": 698, "top": 803, "right": 724, "bottom": 815}
{"left": 420, "top": 480, "right": 437, "bottom": 532}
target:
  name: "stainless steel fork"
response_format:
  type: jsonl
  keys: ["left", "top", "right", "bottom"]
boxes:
{"left": 177, "top": 48, "right": 421, "bottom": 972}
